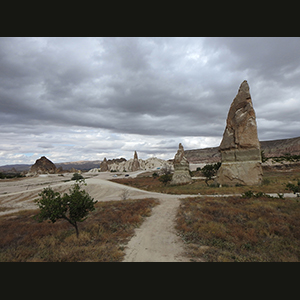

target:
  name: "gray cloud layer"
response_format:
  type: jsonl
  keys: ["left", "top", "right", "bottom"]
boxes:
{"left": 1, "top": 37, "right": 300, "bottom": 165}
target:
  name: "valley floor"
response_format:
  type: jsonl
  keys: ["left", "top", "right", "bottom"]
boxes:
{"left": 1, "top": 169, "right": 299, "bottom": 262}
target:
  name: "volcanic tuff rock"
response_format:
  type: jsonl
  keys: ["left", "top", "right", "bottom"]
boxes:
{"left": 216, "top": 80, "right": 263, "bottom": 186}
{"left": 100, "top": 157, "right": 110, "bottom": 172}
{"left": 29, "top": 156, "right": 57, "bottom": 175}
{"left": 170, "top": 143, "right": 192, "bottom": 185}
{"left": 90, "top": 156, "right": 172, "bottom": 173}
{"left": 131, "top": 151, "right": 141, "bottom": 172}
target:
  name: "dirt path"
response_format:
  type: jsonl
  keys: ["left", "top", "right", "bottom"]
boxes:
{"left": 123, "top": 195, "right": 190, "bottom": 262}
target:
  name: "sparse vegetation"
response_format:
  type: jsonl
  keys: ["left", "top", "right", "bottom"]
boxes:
{"left": 200, "top": 162, "right": 221, "bottom": 186}
{"left": 0, "top": 198, "right": 158, "bottom": 262}
{"left": 176, "top": 196, "right": 300, "bottom": 262}
{"left": 286, "top": 180, "right": 300, "bottom": 197}
{"left": 158, "top": 174, "right": 173, "bottom": 185}
{"left": 0, "top": 172, "right": 25, "bottom": 179}
{"left": 71, "top": 173, "right": 84, "bottom": 181}
{"left": 34, "top": 180, "right": 97, "bottom": 238}
{"left": 111, "top": 169, "right": 300, "bottom": 195}
{"left": 263, "top": 153, "right": 300, "bottom": 163}
{"left": 242, "top": 190, "right": 285, "bottom": 199}
{"left": 120, "top": 188, "right": 130, "bottom": 201}
{"left": 152, "top": 172, "right": 159, "bottom": 178}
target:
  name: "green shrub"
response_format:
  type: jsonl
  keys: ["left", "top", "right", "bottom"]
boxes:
{"left": 158, "top": 174, "right": 172, "bottom": 185}
{"left": 286, "top": 181, "right": 300, "bottom": 197}
{"left": 71, "top": 173, "right": 84, "bottom": 181}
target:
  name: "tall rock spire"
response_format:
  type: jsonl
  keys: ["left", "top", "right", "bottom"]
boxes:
{"left": 216, "top": 80, "right": 263, "bottom": 186}
{"left": 170, "top": 143, "right": 192, "bottom": 185}
{"left": 131, "top": 151, "right": 140, "bottom": 171}
{"left": 100, "top": 157, "right": 110, "bottom": 172}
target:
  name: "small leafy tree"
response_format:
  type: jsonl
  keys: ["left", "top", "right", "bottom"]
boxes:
{"left": 34, "top": 180, "right": 97, "bottom": 238}
{"left": 158, "top": 174, "right": 173, "bottom": 185}
{"left": 201, "top": 162, "right": 221, "bottom": 186}
{"left": 71, "top": 172, "right": 84, "bottom": 181}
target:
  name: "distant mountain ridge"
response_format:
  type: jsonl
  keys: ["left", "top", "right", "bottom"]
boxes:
{"left": 1, "top": 136, "right": 300, "bottom": 172}
{"left": 0, "top": 158, "right": 127, "bottom": 173}
{"left": 0, "top": 160, "right": 101, "bottom": 173}
{"left": 185, "top": 136, "right": 300, "bottom": 163}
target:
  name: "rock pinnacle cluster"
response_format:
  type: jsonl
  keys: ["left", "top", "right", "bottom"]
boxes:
{"left": 216, "top": 80, "right": 263, "bottom": 186}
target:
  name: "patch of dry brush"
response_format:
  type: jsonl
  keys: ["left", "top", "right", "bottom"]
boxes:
{"left": 176, "top": 196, "right": 300, "bottom": 262}
{"left": 0, "top": 198, "right": 159, "bottom": 262}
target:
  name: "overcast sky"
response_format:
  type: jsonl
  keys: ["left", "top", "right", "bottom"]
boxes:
{"left": 1, "top": 37, "right": 300, "bottom": 165}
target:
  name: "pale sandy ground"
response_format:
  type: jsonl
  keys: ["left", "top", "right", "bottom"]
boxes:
{"left": 0, "top": 171, "right": 298, "bottom": 262}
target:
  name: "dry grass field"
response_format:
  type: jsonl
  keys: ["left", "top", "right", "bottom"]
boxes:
{"left": 176, "top": 196, "right": 300, "bottom": 262}
{"left": 0, "top": 198, "right": 158, "bottom": 262}
{"left": 111, "top": 169, "right": 300, "bottom": 196}
{"left": 1, "top": 167, "right": 299, "bottom": 262}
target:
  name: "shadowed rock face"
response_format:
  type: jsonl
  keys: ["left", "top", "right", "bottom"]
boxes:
{"left": 100, "top": 157, "right": 110, "bottom": 172}
{"left": 131, "top": 151, "right": 140, "bottom": 171}
{"left": 171, "top": 143, "right": 192, "bottom": 185}
{"left": 216, "top": 80, "right": 263, "bottom": 186}
{"left": 30, "top": 156, "right": 57, "bottom": 174}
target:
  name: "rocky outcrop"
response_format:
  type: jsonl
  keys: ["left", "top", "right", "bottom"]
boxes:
{"left": 93, "top": 157, "right": 173, "bottom": 173}
{"left": 131, "top": 151, "right": 140, "bottom": 171}
{"left": 216, "top": 80, "right": 263, "bottom": 186}
{"left": 170, "top": 143, "right": 192, "bottom": 185}
{"left": 100, "top": 157, "right": 110, "bottom": 172}
{"left": 29, "top": 156, "right": 57, "bottom": 175}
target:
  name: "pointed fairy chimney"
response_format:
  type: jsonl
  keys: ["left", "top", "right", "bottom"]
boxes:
{"left": 216, "top": 80, "right": 263, "bottom": 186}
{"left": 131, "top": 151, "right": 140, "bottom": 171}
{"left": 100, "top": 157, "right": 110, "bottom": 172}
{"left": 170, "top": 143, "right": 192, "bottom": 185}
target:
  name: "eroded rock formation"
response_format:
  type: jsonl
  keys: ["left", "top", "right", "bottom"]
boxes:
{"left": 216, "top": 80, "right": 263, "bottom": 186}
{"left": 29, "top": 156, "right": 57, "bottom": 175}
{"left": 100, "top": 157, "right": 110, "bottom": 172}
{"left": 170, "top": 143, "right": 192, "bottom": 185}
{"left": 130, "top": 151, "right": 141, "bottom": 171}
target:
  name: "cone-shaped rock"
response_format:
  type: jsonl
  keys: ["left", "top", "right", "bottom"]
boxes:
{"left": 170, "top": 143, "right": 192, "bottom": 185}
{"left": 30, "top": 156, "right": 57, "bottom": 174}
{"left": 216, "top": 80, "right": 263, "bottom": 186}
{"left": 100, "top": 157, "right": 110, "bottom": 172}
{"left": 131, "top": 151, "right": 140, "bottom": 171}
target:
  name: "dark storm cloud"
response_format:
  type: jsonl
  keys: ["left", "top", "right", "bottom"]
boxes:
{"left": 1, "top": 37, "right": 300, "bottom": 165}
